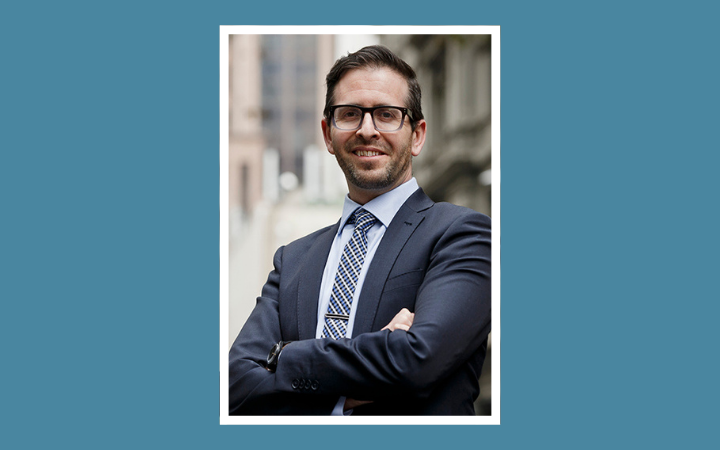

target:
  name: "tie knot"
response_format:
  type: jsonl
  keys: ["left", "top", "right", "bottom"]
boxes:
{"left": 350, "top": 208, "right": 377, "bottom": 233}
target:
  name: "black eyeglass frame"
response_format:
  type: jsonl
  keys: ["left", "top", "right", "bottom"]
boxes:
{"left": 328, "top": 105, "right": 414, "bottom": 132}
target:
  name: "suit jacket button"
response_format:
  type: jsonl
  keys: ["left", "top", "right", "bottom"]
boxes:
{"left": 311, "top": 381, "right": 319, "bottom": 390}
{"left": 292, "top": 379, "right": 300, "bottom": 389}
{"left": 304, "top": 380, "right": 311, "bottom": 390}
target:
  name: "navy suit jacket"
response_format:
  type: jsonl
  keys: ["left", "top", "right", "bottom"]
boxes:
{"left": 229, "top": 188, "right": 491, "bottom": 415}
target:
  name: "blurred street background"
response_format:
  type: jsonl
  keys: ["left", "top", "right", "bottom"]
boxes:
{"left": 227, "top": 32, "right": 492, "bottom": 414}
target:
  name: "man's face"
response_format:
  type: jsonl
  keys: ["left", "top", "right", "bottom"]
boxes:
{"left": 322, "top": 67, "right": 426, "bottom": 204}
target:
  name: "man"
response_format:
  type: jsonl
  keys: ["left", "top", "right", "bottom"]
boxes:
{"left": 229, "top": 45, "right": 491, "bottom": 415}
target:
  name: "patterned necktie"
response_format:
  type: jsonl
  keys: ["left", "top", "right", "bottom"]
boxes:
{"left": 322, "top": 208, "right": 377, "bottom": 339}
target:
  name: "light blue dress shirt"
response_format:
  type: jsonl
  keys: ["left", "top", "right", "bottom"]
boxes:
{"left": 315, "top": 178, "right": 420, "bottom": 415}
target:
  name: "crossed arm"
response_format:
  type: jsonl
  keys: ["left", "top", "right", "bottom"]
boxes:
{"left": 344, "top": 308, "right": 414, "bottom": 411}
{"left": 229, "top": 211, "right": 490, "bottom": 415}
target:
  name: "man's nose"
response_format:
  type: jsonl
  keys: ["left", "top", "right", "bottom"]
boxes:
{"left": 356, "top": 112, "right": 379, "bottom": 138}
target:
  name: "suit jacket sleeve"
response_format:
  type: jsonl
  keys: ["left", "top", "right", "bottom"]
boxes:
{"left": 273, "top": 209, "right": 491, "bottom": 401}
{"left": 228, "top": 246, "right": 338, "bottom": 415}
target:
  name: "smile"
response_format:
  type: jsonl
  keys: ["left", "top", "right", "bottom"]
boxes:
{"left": 354, "top": 150, "right": 384, "bottom": 157}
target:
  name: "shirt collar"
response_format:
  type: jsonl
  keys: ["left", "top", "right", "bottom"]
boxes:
{"left": 338, "top": 178, "right": 420, "bottom": 235}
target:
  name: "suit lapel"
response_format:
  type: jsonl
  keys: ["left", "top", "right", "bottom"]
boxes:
{"left": 296, "top": 223, "right": 339, "bottom": 340}
{"left": 353, "top": 189, "right": 434, "bottom": 335}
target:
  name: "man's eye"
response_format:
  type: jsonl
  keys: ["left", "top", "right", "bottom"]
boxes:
{"left": 338, "top": 110, "right": 359, "bottom": 119}
{"left": 376, "top": 109, "right": 398, "bottom": 120}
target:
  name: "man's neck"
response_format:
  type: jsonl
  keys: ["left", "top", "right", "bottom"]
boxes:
{"left": 347, "top": 175, "right": 414, "bottom": 205}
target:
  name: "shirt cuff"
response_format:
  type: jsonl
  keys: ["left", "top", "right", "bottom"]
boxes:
{"left": 331, "top": 396, "right": 351, "bottom": 416}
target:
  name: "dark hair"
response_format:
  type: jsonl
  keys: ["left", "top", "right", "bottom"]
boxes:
{"left": 324, "top": 45, "right": 424, "bottom": 129}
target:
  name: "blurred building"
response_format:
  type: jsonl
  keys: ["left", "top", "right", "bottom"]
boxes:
{"left": 380, "top": 34, "right": 492, "bottom": 217}
{"left": 228, "top": 34, "right": 265, "bottom": 229}
{"left": 228, "top": 34, "right": 338, "bottom": 232}
{"left": 260, "top": 35, "right": 334, "bottom": 180}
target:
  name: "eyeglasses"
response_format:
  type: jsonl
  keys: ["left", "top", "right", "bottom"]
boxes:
{"left": 329, "top": 105, "right": 413, "bottom": 132}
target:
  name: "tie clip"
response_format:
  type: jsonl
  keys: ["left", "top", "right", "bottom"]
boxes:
{"left": 325, "top": 313, "right": 349, "bottom": 321}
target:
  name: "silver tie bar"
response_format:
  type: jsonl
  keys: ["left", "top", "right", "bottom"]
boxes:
{"left": 324, "top": 313, "right": 350, "bottom": 320}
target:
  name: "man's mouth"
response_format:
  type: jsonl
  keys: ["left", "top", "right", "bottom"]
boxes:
{"left": 355, "top": 150, "right": 383, "bottom": 157}
{"left": 352, "top": 147, "right": 385, "bottom": 157}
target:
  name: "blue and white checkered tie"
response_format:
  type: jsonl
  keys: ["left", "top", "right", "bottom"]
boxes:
{"left": 322, "top": 208, "right": 377, "bottom": 339}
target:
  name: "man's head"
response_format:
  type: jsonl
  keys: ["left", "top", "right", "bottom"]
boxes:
{"left": 321, "top": 46, "right": 427, "bottom": 204}
{"left": 324, "top": 45, "right": 424, "bottom": 129}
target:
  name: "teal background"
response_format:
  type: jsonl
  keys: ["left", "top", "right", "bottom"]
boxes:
{"left": 2, "top": 1, "right": 718, "bottom": 448}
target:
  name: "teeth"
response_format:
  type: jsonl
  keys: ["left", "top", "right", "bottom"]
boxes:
{"left": 356, "top": 150, "right": 381, "bottom": 157}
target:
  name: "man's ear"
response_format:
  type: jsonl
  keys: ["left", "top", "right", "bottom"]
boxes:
{"left": 411, "top": 120, "right": 427, "bottom": 157}
{"left": 321, "top": 118, "right": 335, "bottom": 155}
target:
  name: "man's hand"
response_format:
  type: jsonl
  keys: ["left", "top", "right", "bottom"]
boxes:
{"left": 381, "top": 308, "right": 414, "bottom": 332}
{"left": 344, "top": 308, "right": 415, "bottom": 412}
